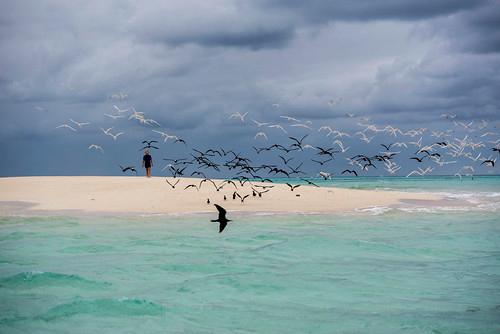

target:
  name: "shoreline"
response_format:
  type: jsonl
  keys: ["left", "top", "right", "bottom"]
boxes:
{"left": 0, "top": 176, "right": 444, "bottom": 217}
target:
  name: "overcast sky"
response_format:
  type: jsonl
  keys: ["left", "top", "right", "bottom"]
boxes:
{"left": 0, "top": 0, "right": 499, "bottom": 177}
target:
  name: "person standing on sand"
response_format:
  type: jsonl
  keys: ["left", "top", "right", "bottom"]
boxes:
{"left": 142, "top": 149, "right": 153, "bottom": 177}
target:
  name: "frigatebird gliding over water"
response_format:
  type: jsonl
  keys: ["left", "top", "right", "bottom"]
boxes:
{"left": 211, "top": 204, "right": 231, "bottom": 233}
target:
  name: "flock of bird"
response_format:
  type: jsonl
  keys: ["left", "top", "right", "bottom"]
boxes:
{"left": 54, "top": 102, "right": 499, "bottom": 232}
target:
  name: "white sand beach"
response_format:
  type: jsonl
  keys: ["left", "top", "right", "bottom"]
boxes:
{"left": 0, "top": 176, "right": 441, "bottom": 215}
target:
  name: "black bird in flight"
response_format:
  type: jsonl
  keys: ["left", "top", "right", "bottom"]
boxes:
{"left": 410, "top": 156, "right": 425, "bottom": 162}
{"left": 119, "top": 165, "right": 137, "bottom": 174}
{"left": 311, "top": 158, "right": 332, "bottom": 166}
{"left": 140, "top": 140, "right": 159, "bottom": 150}
{"left": 301, "top": 178, "right": 319, "bottom": 187}
{"left": 184, "top": 184, "right": 199, "bottom": 191}
{"left": 236, "top": 193, "right": 250, "bottom": 203}
{"left": 191, "top": 171, "right": 207, "bottom": 178}
{"left": 363, "top": 162, "right": 377, "bottom": 170}
{"left": 279, "top": 155, "right": 294, "bottom": 165}
{"left": 289, "top": 134, "right": 309, "bottom": 150}
{"left": 380, "top": 143, "right": 393, "bottom": 151}
{"left": 481, "top": 159, "right": 495, "bottom": 167}
{"left": 286, "top": 183, "right": 301, "bottom": 191}
{"left": 341, "top": 169, "right": 358, "bottom": 177}
{"left": 200, "top": 178, "right": 219, "bottom": 191}
{"left": 211, "top": 204, "right": 231, "bottom": 233}
{"left": 163, "top": 158, "right": 187, "bottom": 163}
{"left": 315, "top": 146, "right": 337, "bottom": 157}
{"left": 165, "top": 178, "right": 180, "bottom": 189}
{"left": 252, "top": 187, "right": 270, "bottom": 197}
{"left": 174, "top": 138, "right": 187, "bottom": 145}
{"left": 221, "top": 179, "right": 238, "bottom": 190}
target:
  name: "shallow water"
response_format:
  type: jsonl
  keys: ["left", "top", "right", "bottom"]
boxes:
{"left": 1, "top": 211, "right": 499, "bottom": 333}
{"left": 279, "top": 175, "right": 500, "bottom": 213}
{"left": 282, "top": 175, "right": 500, "bottom": 192}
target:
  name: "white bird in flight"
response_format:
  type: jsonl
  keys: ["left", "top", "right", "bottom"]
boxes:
{"left": 290, "top": 123, "right": 312, "bottom": 130}
{"left": 104, "top": 113, "right": 125, "bottom": 120}
{"left": 113, "top": 105, "right": 129, "bottom": 113}
{"left": 229, "top": 112, "right": 248, "bottom": 122}
{"left": 106, "top": 131, "right": 124, "bottom": 141}
{"left": 280, "top": 115, "right": 300, "bottom": 123}
{"left": 355, "top": 131, "right": 374, "bottom": 143}
{"left": 88, "top": 144, "right": 104, "bottom": 153}
{"left": 69, "top": 119, "right": 90, "bottom": 128}
{"left": 110, "top": 92, "right": 128, "bottom": 100}
{"left": 55, "top": 124, "right": 77, "bottom": 132}
{"left": 101, "top": 127, "right": 114, "bottom": 135}
{"left": 252, "top": 120, "right": 269, "bottom": 127}
{"left": 140, "top": 118, "right": 161, "bottom": 127}
{"left": 254, "top": 132, "right": 268, "bottom": 141}
{"left": 152, "top": 130, "right": 178, "bottom": 142}
{"left": 332, "top": 139, "right": 350, "bottom": 153}
{"left": 332, "top": 130, "right": 351, "bottom": 139}
{"left": 268, "top": 124, "right": 288, "bottom": 134}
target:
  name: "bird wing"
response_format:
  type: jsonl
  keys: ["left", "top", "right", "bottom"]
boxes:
{"left": 219, "top": 221, "right": 227, "bottom": 233}
{"left": 214, "top": 204, "right": 227, "bottom": 219}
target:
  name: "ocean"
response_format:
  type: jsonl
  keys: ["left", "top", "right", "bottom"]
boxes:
{"left": 1, "top": 176, "right": 499, "bottom": 333}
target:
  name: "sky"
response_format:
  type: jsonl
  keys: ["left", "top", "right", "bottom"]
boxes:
{"left": 0, "top": 0, "right": 499, "bottom": 177}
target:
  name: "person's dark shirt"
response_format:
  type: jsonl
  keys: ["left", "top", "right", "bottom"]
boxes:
{"left": 143, "top": 154, "right": 152, "bottom": 167}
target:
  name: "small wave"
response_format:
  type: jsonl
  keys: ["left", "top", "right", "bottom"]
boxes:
{"left": 396, "top": 203, "right": 500, "bottom": 214}
{"left": 397, "top": 207, "right": 473, "bottom": 214}
{"left": 355, "top": 206, "right": 393, "bottom": 215}
{"left": 0, "top": 231, "right": 37, "bottom": 241}
{"left": 61, "top": 244, "right": 115, "bottom": 253}
{"left": 435, "top": 191, "right": 500, "bottom": 200}
{"left": 38, "top": 298, "right": 165, "bottom": 321}
{"left": 0, "top": 271, "right": 111, "bottom": 289}
{"left": 408, "top": 191, "right": 500, "bottom": 213}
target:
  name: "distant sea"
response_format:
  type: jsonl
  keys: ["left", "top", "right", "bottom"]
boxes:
{"left": 1, "top": 176, "right": 499, "bottom": 333}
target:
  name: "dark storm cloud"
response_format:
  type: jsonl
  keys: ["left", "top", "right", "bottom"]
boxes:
{"left": 127, "top": 0, "right": 297, "bottom": 50}
{"left": 262, "top": 0, "right": 487, "bottom": 23}
{"left": 130, "top": 0, "right": 488, "bottom": 50}
{"left": 163, "top": 27, "right": 294, "bottom": 50}
{"left": 0, "top": 0, "right": 499, "bottom": 176}
{"left": 423, "top": 1, "right": 500, "bottom": 54}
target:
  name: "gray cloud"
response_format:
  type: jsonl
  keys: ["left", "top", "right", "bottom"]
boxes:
{"left": 262, "top": 0, "right": 487, "bottom": 22}
{"left": 0, "top": 0, "right": 499, "bottom": 176}
{"left": 164, "top": 27, "right": 294, "bottom": 50}
{"left": 421, "top": 1, "right": 500, "bottom": 54}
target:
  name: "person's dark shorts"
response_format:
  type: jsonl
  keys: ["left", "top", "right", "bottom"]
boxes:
{"left": 145, "top": 163, "right": 151, "bottom": 168}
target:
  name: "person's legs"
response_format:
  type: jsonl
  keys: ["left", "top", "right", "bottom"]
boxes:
{"left": 146, "top": 167, "right": 151, "bottom": 177}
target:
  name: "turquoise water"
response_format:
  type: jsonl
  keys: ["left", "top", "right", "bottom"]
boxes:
{"left": 276, "top": 175, "right": 500, "bottom": 193}
{"left": 1, "top": 210, "right": 500, "bottom": 333}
